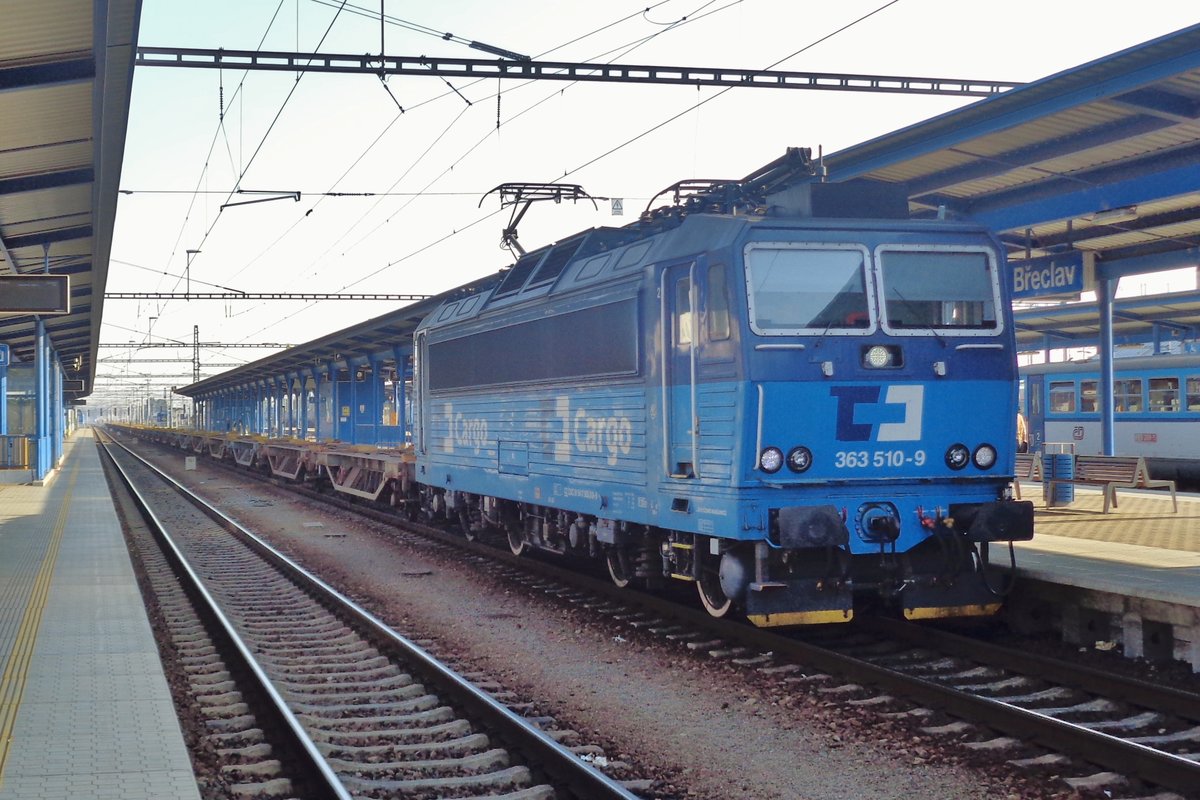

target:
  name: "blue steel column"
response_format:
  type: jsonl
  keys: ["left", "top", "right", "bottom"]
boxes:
{"left": 279, "top": 379, "right": 287, "bottom": 438}
{"left": 52, "top": 358, "right": 63, "bottom": 464}
{"left": 272, "top": 384, "right": 279, "bottom": 436}
{"left": 254, "top": 382, "right": 263, "bottom": 434}
{"left": 369, "top": 356, "right": 381, "bottom": 444}
{"left": 283, "top": 376, "right": 293, "bottom": 437}
{"left": 0, "top": 358, "right": 7, "bottom": 434}
{"left": 34, "top": 319, "right": 48, "bottom": 478}
{"left": 393, "top": 347, "right": 407, "bottom": 445}
{"left": 299, "top": 374, "right": 309, "bottom": 440}
{"left": 1098, "top": 276, "right": 1117, "bottom": 456}
{"left": 348, "top": 365, "right": 359, "bottom": 444}
{"left": 310, "top": 368, "right": 322, "bottom": 441}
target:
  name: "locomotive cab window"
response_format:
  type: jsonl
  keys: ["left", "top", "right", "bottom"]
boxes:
{"left": 675, "top": 277, "right": 694, "bottom": 345}
{"left": 876, "top": 248, "right": 999, "bottom": 335}
{"left": 707, "top": 264, "right": 731, "bottom": 341}
{"left": 744, "top": 244, "right": 872, "bottom": 335}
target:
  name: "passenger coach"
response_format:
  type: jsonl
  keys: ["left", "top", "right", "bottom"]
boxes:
{"left": 1021, "top": 353, "right": 1200, "bottom": 485}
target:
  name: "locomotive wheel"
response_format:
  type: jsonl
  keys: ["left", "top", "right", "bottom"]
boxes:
{"left": 507, "top": 527, "right": 526, "bottom": 556}
{"left": 696, "top": 553, "right": 733, "bottom": 618}
{"left": 457, "top": 508, "right": 477, "bottom": 542}
{"left": 606, "top": 548, "right": 633, "bottom": 588}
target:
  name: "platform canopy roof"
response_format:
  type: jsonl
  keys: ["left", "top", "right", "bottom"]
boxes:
{"left": 175, "top": 275, "right": 497, "bottom": 397}
{"left": 0, "top": 0, "right": 140, "bottom": 398}
{"left": 824, "top": 22, "right": 1200, "bottom": 284}
{"left": 1014, "top": 289, "right": 1200, "bottom": 353}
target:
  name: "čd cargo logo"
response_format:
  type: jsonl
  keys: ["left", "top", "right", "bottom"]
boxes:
{"left": 830, "top": 385, "right": 924, "bottom": 442}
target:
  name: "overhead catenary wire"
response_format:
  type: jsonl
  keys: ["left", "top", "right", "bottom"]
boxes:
{"left": 223, "top": 2, "right": 698, "bottom": 340}
{"left": 238, "top": 0, "right": 892, "bottom": 340}
{"left": 234, "top": 0, "right": 738, "bottom": 341}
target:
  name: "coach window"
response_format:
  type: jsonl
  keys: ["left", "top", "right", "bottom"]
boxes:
{"left": 1149, "top": 377, "right": 1180, "bottom": 412}
{"left": 1113, "top": 379, "right": 1143, "bottom": 412}
{"left": 1079, "top": 380, "right": 1100, "bottom": 413}
{"left": 707, "top": 264, "right": 731, "bottom": 341}
{"left": 1188, "top": 376, "right": 1200, "bottom": 411}
{"left": 1049, "top": 381, "right": 1075, "bottom": 413}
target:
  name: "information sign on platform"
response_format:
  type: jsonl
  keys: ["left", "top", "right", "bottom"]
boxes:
{"left": 0, "top": 343, "right": 8, "bottom": 367}
{"left": 0, "top": 275, "right": 71, "bottom": 314}
{"left": 1011, "top": 251, "right": 1086, "bottom": 299}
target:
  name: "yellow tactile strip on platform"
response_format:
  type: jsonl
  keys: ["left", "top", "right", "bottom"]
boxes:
{"left": 1027, "top": 486, "right": 1200, "bottom": 553}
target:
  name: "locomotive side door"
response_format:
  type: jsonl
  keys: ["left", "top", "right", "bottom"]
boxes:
{"left": 414, "top": 330, "right": 427, "bottom": 455}
{"left": 661, "top": 261, "right": 698, "bottom": 478}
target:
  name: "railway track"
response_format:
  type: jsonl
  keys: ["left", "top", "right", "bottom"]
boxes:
{"left": 112, "top": 428, "right": 1200, "bottom": 798}
{"left": 97, "top": 430, "right": 641, "bottom": 800}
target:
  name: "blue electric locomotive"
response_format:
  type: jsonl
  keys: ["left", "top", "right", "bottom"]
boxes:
{"left": 413, "top": 149, "right": 1033, "bottom": 626}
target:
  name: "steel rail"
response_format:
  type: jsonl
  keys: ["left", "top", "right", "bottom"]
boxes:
{"left": 285, "top": 469, "right": 1200, "bottom": 794}
{"left": 102, "top": 431, "right": 641, "bottom": 800}
{"left": 860, "top": 615, "right": 1200, "bottom": 721}
{"left": 114, "top": 425, "right": 1200, "bottom": 794}
{"left": 95, "top": 431, "right": 353, "bottom": 800}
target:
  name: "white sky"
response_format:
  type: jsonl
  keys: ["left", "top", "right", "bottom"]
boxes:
{"left": 98, "top": 1, "right": 1200, "bottom": 404}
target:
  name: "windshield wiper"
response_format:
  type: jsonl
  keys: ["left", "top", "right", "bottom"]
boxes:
{"left": 887, "top": 286, "right": 945, "bottom": 348}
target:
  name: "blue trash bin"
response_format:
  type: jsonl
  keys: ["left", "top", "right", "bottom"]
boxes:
{"left": 1043, "top": 451, "right": 1075, "bottom": 505}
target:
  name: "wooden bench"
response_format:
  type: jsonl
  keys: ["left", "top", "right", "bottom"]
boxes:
{"left": 1011, "top": 452, "right": 1042, "bottom": 500}
{"left": 1046, "top": 454, "right": 1177, "bottom": 513}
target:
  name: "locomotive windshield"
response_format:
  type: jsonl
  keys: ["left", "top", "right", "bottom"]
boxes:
{"left": 745, "top": 245, "right": 871, "bottom": 334}
{"left": 878, "top": 249, "right": 998, "bottom": 332}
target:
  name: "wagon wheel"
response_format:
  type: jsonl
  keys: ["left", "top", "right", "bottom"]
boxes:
{"left": 606, "top": 547, "right": 634, "bottom": 588}
{"left": 696, "top": 550, "right": 733, "bottom": 618}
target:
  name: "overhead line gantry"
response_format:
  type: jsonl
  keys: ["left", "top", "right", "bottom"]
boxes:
{"left": 98, "top": 342, "right": 292, "bottom": 349}
{"left": 134, "top": 47, "right": 1021, "bottom": 98}
{"left": 105, "top": 292, "right": 432, "bottom": 301}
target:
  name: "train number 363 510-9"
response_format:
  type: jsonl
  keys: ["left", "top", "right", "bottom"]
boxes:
{"left": 834, "top": 449, "right": 927, "bottom": 469}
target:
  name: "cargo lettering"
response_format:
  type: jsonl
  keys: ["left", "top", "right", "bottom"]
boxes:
{"left": 442, "top": 402, "right": 488, "bottom": 453}
{"left": 555, "top": 396, "right": 633, "bottom": 465}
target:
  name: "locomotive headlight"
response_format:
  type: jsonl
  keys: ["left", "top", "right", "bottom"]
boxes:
{"left": 759, "top": 446, "right": 784, "bottom": 473}
{"left": 973, "top": 444, "right": 997, "bottom": 470}
{"left": 864, "top": 345, "right": 892, "bottom": 368}
{"left": 944, "top": 443, "right": 970, "bottom": 470}
{"left": 786, "top": 446, "right": 813, "bottom": 473}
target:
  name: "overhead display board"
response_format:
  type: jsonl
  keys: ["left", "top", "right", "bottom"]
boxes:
{"left": 0, "top": 275, "right": 71, "bottom": 314}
